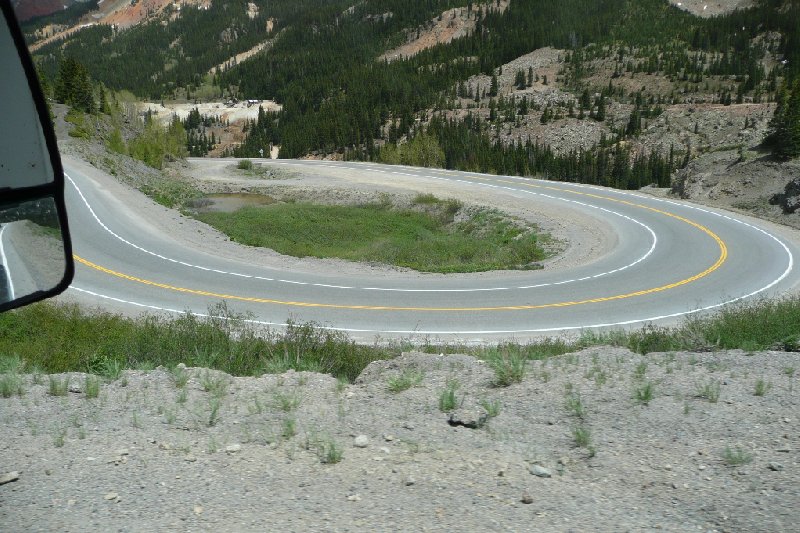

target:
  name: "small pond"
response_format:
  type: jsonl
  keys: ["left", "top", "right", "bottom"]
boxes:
{"left": 192, "top": 193, "right": 276, "bottom": 213}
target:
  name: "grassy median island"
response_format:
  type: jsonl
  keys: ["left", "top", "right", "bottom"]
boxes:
{"left": 195, "top": 194, "right": 550, "bottom": 273}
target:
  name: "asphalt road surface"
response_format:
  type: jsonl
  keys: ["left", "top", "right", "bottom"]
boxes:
{"left": 63, "top": 159, "right": 800, "bottom": 342}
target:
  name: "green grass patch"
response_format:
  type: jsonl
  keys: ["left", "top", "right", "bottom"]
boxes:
{"left": 65, "top": 109, "right": 93, "bottom": 139}
{"left": 0, "top": 302, "right": 389, "bottom": 382}
{"left": 196, "top": 201, "right": 547, "bottom": 273}
{"left": 386, "top": 369, "right": 424, "bottom": 393}
{"left": 4, "top": 294, "right": 800, "bottom": 386}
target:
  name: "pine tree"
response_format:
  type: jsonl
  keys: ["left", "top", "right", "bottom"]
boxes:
{"left": 767, "top": 80, "right": 800, "bottom": 159}
{"left": 489, "top": 75, "right": 499, "bottom": 97}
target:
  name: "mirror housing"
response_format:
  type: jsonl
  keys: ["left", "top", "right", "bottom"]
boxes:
{"left": 0, "top": 0, "right": 73, "bottom": 312}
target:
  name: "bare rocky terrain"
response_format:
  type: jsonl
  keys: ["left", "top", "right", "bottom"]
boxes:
{"left": 1, "top": 348, "right": 797, "bottom": 531}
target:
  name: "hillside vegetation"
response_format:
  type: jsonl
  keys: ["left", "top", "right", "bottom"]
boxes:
{"left": 28, "top": 0, "right": 799, "bottom": 191}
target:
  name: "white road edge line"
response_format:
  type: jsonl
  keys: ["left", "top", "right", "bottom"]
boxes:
{"left": 65, "top": 170, "right": 657, "bottom": 293}
{"left": 0, "top": 224, "right": 16, "bottom": 301}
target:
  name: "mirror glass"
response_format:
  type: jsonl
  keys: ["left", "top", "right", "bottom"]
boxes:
{"left": 0, "top": 197, "right": 66, "bottom": 305}
{"left": 0, "top": 10, "right": 54, "bottom": 190}
{"left": 0, "top": 3, "right": 73, "bottom": 312}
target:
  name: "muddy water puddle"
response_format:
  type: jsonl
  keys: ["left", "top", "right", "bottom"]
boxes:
{"left": 195, "top": 193, "right": 276, "bottom": 213}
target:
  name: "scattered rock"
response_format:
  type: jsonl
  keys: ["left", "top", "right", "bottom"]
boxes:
{"left": 193, "top": 505, "right": 203, "bottom": 515}
{"left": 521, "top": 492, "right": 534, "bottom": 504}
{"left": 225, "top": 444, "right": 242, "bottom": 454}
{"left": 353, "top": 435, "right": 369, "bottom": 448}
{"left": 768, "top": 462, "right": 784, "bottom": 472}
{"left": 0, "top": 472, "right": 20, "bottom": 485}
{"left": 447, "top": 408, "right": 488, "bottom": 429}
{"left": 529, "top": 465, "right": 552, "bottom": 478}
{"left": 346, "top": 493, "right": 361, "bottom": 502}
{"left": 104, "top": 492, "right": 119, "bottom": 501}
{"left": 405, "top": 476, "right": 416, "bottom": 486}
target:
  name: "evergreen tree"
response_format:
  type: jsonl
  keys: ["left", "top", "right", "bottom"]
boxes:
{"left": 54, "top": 57, "right": 95, "bottom": 113}
{"left": 767, "top": 80, "right": 800, "bottom": 159}
{"left": 489, "top": 75, "right": 499, "bottom": 97}
{"left": 514, "top": 69, "right": 526, "bottom": 90}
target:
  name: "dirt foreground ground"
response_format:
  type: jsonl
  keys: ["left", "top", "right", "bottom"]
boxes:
{"left": 0, "top": 348, "right": 797, "bottom": 531}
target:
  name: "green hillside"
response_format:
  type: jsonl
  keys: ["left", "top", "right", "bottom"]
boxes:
{"left": 29, "top": 0, "right": 799, "bottom": 183}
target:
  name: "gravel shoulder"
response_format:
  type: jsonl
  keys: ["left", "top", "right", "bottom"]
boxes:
{"left": 1, "top": 348, "right": 797, "bottom": 531}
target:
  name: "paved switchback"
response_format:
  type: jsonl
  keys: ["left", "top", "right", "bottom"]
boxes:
{"left": 63, "top": 158, "right": 800, "bottom": 342}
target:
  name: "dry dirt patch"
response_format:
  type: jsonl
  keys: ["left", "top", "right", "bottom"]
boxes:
{"left": 0, "top": 348, "right": 796, "bottom": 530}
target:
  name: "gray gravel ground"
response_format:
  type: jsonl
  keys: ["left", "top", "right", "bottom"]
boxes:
{"left": 1, "top": 347, "right": 797, "bottom": 532}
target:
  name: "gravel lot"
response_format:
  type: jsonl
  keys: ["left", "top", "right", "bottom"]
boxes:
{"left": 1, "top": 348, "right": 797, "bottom": 531}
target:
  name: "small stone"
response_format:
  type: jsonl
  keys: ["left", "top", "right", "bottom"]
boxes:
{"left": 225, "top": 444, "right": 242, "bottom": 454}
{"left": 45, "top": 469, "right": 52, "bottom": 476}
{"left": 521, "top": 492, "right": 534, "bottom": 504}
{"left": 405, "top": 476, "right": 416, "bottom": 486}
{"left": 194, "top": 505, "right": 203, "bottom": 515}
{"left": 185, "top": 455, "right": 197, "bottom": 463}
{"left": 0, "top": 472, "right": 20, "bottom": 485}
{"left": 379, "top": 447, "right": 390, "bottom": 454}
{"left": 664, "top": 464, "right": 672, "bottom": 471}
{"left": 529, "top": 465, "right": 552, "bottom": 478}
{"left": 104, "top": 492, "right": 119, "bottom": 501}
{"left": 383, "top": 434, "right": 395, "bottom": 442}
{"left": 353, "top": 435, "right": 369, "bottom": 448}
{"left": 768, "top": 462, "right": 784, "bottom": 472}
{"left": 158, "top": 443, "right": 172, "bottom": 451}
{"left": 347, "top": 494, "right": 361, "bottom": 502}
{"left": 698, "top": 465, "right": 706, "bottom": 471}
{"left": 558, "top": 456, "right": 570, "bottom": 466}
{"left": 448, "top": 409, "right": 488, "bottom": 429}
{"left": 671, "top": 482, "right": 678, "bottom": 489}
{"left": 116, "top": 448, "right": 130, "bottom": 456}
{"left": 402, "top": 422, "right": 415, "bottom": 430}
{"left": 776, "top": 447, "right": 791, "bottom": 453}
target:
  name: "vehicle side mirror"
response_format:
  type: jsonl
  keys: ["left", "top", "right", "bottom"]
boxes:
{"left": 0, "top": 0, "right": 73, "bottom": 312}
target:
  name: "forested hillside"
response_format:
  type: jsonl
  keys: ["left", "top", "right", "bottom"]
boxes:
{"left": 29, "top": 0, "right": 799, "bottom": 188}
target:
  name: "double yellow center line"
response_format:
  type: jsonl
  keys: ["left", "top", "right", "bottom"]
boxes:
{"left": 75, "top": 179, "right": 727, "bottom": 312}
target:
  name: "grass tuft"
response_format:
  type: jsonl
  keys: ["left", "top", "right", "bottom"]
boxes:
{"left": 48, "top": 376, "right": 69, "bottom": 396}
{"left": 480, "top": 398, "right": 502, "bottom": 418}
{"left": 696, "top": 380, "right": 721, "bottom": 403}
{"left": 387, "top": 369, "right": 424, "bottom": 393}
{"left": 565, "top": 391, "right": 587, "bottom": 419}
{"left": 84, "top": 375, "right": 100, "bottom": 399}
{"left": 753, "top": 378, "right": 772, "bottom": 397}
{"left": 573, "top": 425, "right": 592, "bottom": 448}
{"left": 0, "top": 373, "right": 24, "bottom": 398}
{"left": 486, "top": 349, "right": 527, "bottom": 387}
{"left": 634, "top": 381, "right": 655, "bottom": 406}
{"left": 722, "top": 446, "right": 753, "bottom": 466}
{"left": 438, "top": 380, "right": 460, "bottom": 412}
